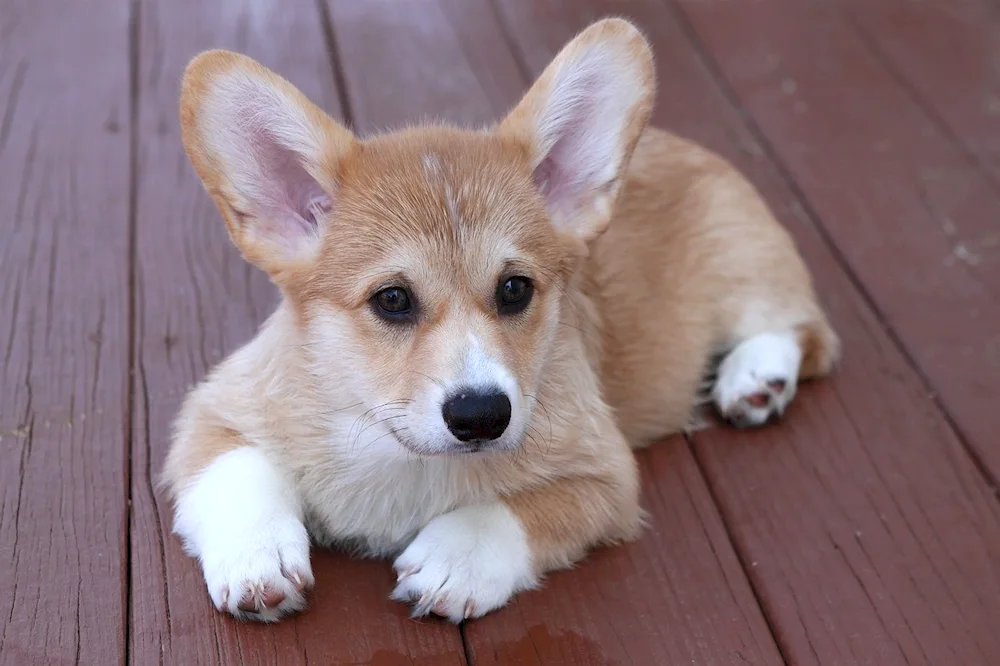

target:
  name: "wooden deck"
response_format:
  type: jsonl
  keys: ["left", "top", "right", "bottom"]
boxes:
{"left": 3, "top": 0, "right": 1000, "bottom": 663}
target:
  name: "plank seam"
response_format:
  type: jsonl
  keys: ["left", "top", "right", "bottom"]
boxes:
{"left": 685, "top": 435, "right": 791, "bottom": 666}
{"left": 0, "top": 58, "right": 27, "bottom": 156}
{"left": 459, "top": 623, "right": 475, "bottom": 666}
{"left": 315, "top": 0, "right": 356, "bottom": 131}
{"left": 125, "top": 0, "right": 141, "bottom": 661}
{"left": 483, "top": 0, "right": 534, "bottom": 87}
{"left": 657, "top": 0, "right": 1000, "bottom": 498}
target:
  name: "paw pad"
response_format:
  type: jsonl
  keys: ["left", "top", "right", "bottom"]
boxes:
{"left": 237, "top": 584, "right": 287, "bottom": 613}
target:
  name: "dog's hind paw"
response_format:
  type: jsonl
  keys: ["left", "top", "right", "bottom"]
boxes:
{"left": 713, "top": 331, "right": 802, "bottom": 428}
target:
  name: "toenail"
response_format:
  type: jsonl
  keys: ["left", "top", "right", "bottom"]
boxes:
{"left": 237, "top": 592, "right": 258, "bottom": 613}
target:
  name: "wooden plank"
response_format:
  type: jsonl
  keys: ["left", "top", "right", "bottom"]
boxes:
{"left": 672, "top": 0, "right": 1000, "bottom": 485}
{"left": 129, "top": 1, "right": 465, "bottom": 663}
{"left": 326, "top": 0, "right": 525, "bottom": 135}
{"left": 0, "top": 1, "right": 130, "bottom": 664}
{"left": 324, "top": 2, "right": 785, "bottom": 663}
{"left": 832, "top": 0, "right": 1000, "bottom": 185}
{"left": 493, "top": 0, "right": 1000, "bottom": 662}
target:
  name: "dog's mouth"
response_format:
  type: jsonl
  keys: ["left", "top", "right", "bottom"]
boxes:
{"left": 450, "top": 440, "right": 508, "bottom": 455}
{"left": 389, "top": 428, "right": 521, "bottom": 458}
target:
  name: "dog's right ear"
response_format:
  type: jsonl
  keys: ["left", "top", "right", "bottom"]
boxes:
{"left": 180, "top": 50, "right": 356, "bottom": 279}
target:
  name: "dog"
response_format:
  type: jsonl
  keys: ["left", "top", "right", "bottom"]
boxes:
{"left": 164, "top": 18, "right": 838, "bottom": 623}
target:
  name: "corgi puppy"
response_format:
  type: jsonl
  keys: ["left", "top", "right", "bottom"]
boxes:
{"left": 165, "top": 18, "right": 838, "bottom": 623}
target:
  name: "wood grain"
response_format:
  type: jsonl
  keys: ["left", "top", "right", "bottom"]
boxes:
{"left": 833, "top": 0, "right": 1000, "bottom": 185}
{"left": 324, "top": 2, "right": 785, "bottom": 663}
{"left": 325, "top": 0, "right": 525, "bottom": 135}
{"left": 128, "top": 0, "right": 465, "bottom": 663}
{"left": 0, "top": 1, "right": 130, "bottom": 663}
{"left": 672, "top": 0, "right": 1000, "bottom": 486}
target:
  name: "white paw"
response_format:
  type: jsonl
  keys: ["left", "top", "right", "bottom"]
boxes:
{"left": 199, "top": 518, "right": 314, "bottom": 622}
{"left": 713, "top": 331, "right": 802, "bottom": 428}
{"left": 172, "top": 447, "right": 314, "bottom": 622}
{"left": 391, "top": 503, "right": 536, "bottom": 623}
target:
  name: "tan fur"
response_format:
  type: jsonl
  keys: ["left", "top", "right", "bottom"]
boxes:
{"left": 165, "top": 19, "right": 837, "bottom": 599}
{"left": 593, "top": 131, "right": 837, "bottom": 444}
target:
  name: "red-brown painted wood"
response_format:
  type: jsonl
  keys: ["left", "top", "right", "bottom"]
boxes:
{"left": 833, "top": 0, "right": 1000, "bottom": 185}
{"left": 325, "top": 0, "right": 526, "bottom": 135}
{"left": 0, "top": 1, "right": 130, "bottom": 663}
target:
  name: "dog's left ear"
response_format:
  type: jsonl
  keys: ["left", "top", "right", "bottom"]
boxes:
{"left": 497, "top": 19, "right": 655, "bottom": 242}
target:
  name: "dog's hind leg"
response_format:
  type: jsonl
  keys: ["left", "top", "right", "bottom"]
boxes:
{"left": 712, "top": 318, "right": 838, "bottom": 428}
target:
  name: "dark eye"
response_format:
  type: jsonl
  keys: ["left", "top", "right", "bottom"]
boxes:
{"left": 373, "top": 287, "right": 413, "bottom": 320}
{"left": 497, "top": 277, "right": 534, "bottom": 315}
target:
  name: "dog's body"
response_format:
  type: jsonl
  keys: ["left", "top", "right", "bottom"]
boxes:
{"left": 165, "top": 20, "right": 838, "bottom": 623}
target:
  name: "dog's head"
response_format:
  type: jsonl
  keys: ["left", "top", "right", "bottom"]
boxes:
{"left": 180, "top": 19, "right": 654, "bottom": 456}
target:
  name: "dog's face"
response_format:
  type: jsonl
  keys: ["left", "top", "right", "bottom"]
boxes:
{"left": 179, "top": 21, "right": 653, "bottom": 455}
{"left": 295, "top": 130, "right": 575, "bottom": 455}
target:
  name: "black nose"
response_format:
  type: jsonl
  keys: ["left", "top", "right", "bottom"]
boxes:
{"left": 442, "top": 390, "right": 512, "bottom": 442}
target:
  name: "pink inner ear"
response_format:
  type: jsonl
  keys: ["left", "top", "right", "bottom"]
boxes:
{"left": 236, "top": 109, "right": 332, "bottom": 247}
{"left": 530, "top": 86, "right": 607, "bottom": 221}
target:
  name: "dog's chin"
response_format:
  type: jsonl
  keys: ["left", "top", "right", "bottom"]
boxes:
{"left": 392, "top": 429, "right": 524, "bottom": 458}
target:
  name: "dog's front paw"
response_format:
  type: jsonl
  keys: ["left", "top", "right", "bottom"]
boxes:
{"left": 200, "top": 518, "right": 315, "bottom": 622}
{"left": 173, "top": 447, "right": 315, "bottom": 622}
{"left": 391, "top": 503, "right": 536, "bottom": 622}
{"left": 714, "top": 331, "right": 802, "bottom": 428}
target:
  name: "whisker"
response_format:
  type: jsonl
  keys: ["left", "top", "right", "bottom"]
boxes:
{"left": 348, "top": 400, "right": 414, "bottom": 452}
{"left": 366, "top": 422, "right": 408, "bottom": 449}
{"left": 355, "top": 413, "right": 408, "bottom": 443}
{"left": 525, "top": 422, "right": 552, "bottom": 456}
{"left": 405, "top": 370, "right": 446, "bottom": 390}
{"left": 525, "top": 391, "right": 597, "bottom": 439}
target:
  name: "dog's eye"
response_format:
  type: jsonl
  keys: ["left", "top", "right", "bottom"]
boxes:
{"left": 373, "top": 287, "right": 412, "bottom": 319}
{"left": 497, "top": 277, "right": 534, "bottom": 315}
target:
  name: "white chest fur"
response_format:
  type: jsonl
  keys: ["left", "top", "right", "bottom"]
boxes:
{"left": 287, "top": 425, "right": 495, "bottom": 557}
